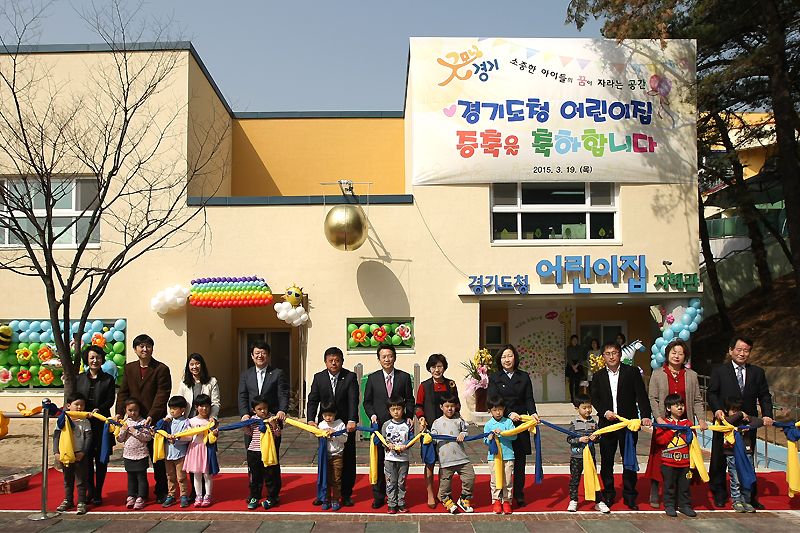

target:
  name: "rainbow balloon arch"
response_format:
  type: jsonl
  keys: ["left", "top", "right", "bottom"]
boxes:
{"left": 189, "top": 276, "right": 274, "bottom": 308}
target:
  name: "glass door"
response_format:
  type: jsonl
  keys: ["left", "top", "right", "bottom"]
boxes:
{"left": 239, "top": 328, "right": 292, "bottom": 386}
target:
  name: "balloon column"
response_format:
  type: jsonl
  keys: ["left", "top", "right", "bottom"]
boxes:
{"left": 151, "top": 284, "right": 192, "bottom": 314}
{"left": 0, "top": 318, "right": 127, "bottom": 387}
{"left": 650, "top": 298, "right": 704, "bottom": 370}
{"left": 189, "top": 277, "right": 273, "bottom": 308}
{"left": 274, "top": 285, "right": 309, "bottom": 327}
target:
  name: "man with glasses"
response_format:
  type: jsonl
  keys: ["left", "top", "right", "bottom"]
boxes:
{"left": 591, "top": 341, "right": 651, "bottom": 510}
{"left": 707, "top": 335, "right": 773, "bottom": 510}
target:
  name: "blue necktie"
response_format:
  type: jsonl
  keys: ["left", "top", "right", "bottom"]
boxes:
{"left": 736, "top": 365, "right": 744, "bottom": 393}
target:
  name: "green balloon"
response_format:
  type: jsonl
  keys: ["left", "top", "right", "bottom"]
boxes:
{"left": 52, "top": 376, "right": 63, "bottom": 387}
{"left": 116, "top": 365, "right": 123, "bottom": 376}
{"left": 347, "top": 324, "right": 358, "bottom": 335}
{"left": 370, "top": 324, "right": 379, "bottom": 333}
{"left": 403, "top": 338, "right": 413, "bottom": 346}
{"left": 9, "top": 365, "right": 19, "bottom": 380}
{"left": 115, "top": 376, "right": 123, "bottom": 386}
{"left": 29, "top": 365, "right": 40, "bottom": 377}
{"left": 360, "top": 340, "right": 370, "bottom": 347}
{"left": 9, "top": 343, "right": 19, "bottom": 354}
{"left": 370, "top": 337, "right": 379, "bottom": 347}
{"left": 359, "top": 324, "right": 369, "bottom": 333}
{"left": 105, "top": 353, "right": 113, "bottom": 361}
{"left": 0, "top": 353, "right": 7, "bottom": 366}
{"left": 348, "top": 337, "right": 358, "bottom": 348}
{"left": 18, "top": 342, "right": 28, "bottom": 350}
{"left": 104, "top": 344, "right": 113, "bottom": 353}
{"left": 28, "top": 342, "right": 40, "bottom": 354}
{"left": 9, "top": 378, "right": 19, "bottom": 387}
{"left": 31, "top": 377, "right": 41, "bottom": 387}
{"left": 113, "top": 353, "right": 126, "bottom": 366}
{"left": 390, "top": 323, "right": 399, "bottom": 334}
{"left": 391, "top": 335, "right": 402, "bottom": 346}
{"left": 113, "top": 342, "right": 125, "bottom": 354}
{"left": 403, "top": 323, "right": 412, "bottom": 332}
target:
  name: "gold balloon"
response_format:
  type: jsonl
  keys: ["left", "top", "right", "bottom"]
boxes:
{"left": 323, "top": 204, "right": 368, "bottom": 251}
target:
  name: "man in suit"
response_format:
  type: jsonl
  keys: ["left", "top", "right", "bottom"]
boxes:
{"left": 307, "top": 346, "right": 359, "bottom": 507}
{"left": 238, "top": 340, "right": 290, "bottom": 504}
{"left": 591, "top": 341, "right": 652, "bottom": 510}
{"left": 362, "top": 343, "right": 414, "bottom": 509}
{"left": 115, "top": 334, "right": 171, "bottom": 503}
{"left": 708, "top": 335, "right": 773, "bottom": 509}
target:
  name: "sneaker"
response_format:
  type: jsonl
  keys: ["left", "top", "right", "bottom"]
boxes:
{"left": 133, "top": 497, "right": 145, "bottom": 510}
{"left": 180, "top": 496, "right": 190, "bottom": 508}
{"left": 247, "top": 497, "right": 259, "bottom": 510}
{"left": 568, "top": 500, "right": 578, "bottom": 512}
{"left": 321, "top": 501, "right": 331, "bottom": 510}
{"left": 162, "top": 496, "right": 177, "bottom": 508}
{"left": 442, "top": 497, "right": 458, "bottom": 514}
{"left": 57, "top": 500, "right": 74, "bottom": 512}
{"left": 743, "top": 502, "right": 756, "bottom": 513}
{"left": 679, "top": 506, "right": 697, "bottom": 517}
{"left": 387, "top": 506, "right": 397, "bottom": 514}
{"left": 76, "top": 502, "right": 87, "bottom": 515}
{"left": 492, "top": 501, "right": 503, "bottom": 514}
{"left": 126, "top": 496, "right": 135, "bottom": 509}
{"left": 261, "top": 498, "right": 274, "bottom": 510}
{"left": 456, "top": 497, "right": 474, "bottom": 513}
{"left": 331, "top": 501, "right": 340, "bottom": 511}
{"left": 733, "top": 501, "right": 747, "bottom": 513}
{"left": 398, "top": 506, "right": 409, "bottom": 513}
{"left": 665, "top": 506, "right": 677, "bottom": 517}
{"left": 595, "top": 501, "right": 611, "bottom": 514}
{"left": 503, "top": 501, "right": 513, "bottom": 515}
{"left": 201, "top": 495, "right": 211, "bottom": 508}
{"left": 194, "top": 496, "right": 203, "bottom": 508}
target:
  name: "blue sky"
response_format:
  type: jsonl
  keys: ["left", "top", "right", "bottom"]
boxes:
{"left": 25, "top": 0, "right": 605, "bottom": 112}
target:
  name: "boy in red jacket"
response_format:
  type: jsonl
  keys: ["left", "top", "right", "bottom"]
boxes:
{"left": 655, "top": 394, "right": 696, "bottom": 518}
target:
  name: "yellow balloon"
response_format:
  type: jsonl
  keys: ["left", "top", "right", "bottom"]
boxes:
{"left": 323, "top": 204, "right": 368, "bottom": 251}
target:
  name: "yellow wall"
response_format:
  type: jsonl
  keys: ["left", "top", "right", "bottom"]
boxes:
{"left": 231, "top": 118, "right": 405, "bottom": 196}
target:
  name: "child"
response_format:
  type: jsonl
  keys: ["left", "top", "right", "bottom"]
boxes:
{"left": 318, "top": 398, "right": 348, "bottom": 511}
{"left": 484, "top": 395, "right": 517, "bottom": 515}
{"left": 54, "top": 392, "right": 92, "bottom": 515}
{"left": 382, "top": 395, "right": 412, "bottom": 514}
{"left": 430, "top": 393, "right": 474, "bottom": 514}
{"left": 243, "top": 394, "right": 282, "bottom": 510}
{"left": 654, "top": 394, "right": 696, "bottom": 517}
{"left": 566, "top": 393, "right": 609, "bottom": 513}
{"left": 117, "top": 397, "right": 152, "bottom": 510}
{"left": 183, "top": 394, "right": 219, "bottom": 507}
{"left": 723, "top": 396, "right": 763, "bottom": 513}
{"left": 162, "top": 396, "right": 191, "bottom": 508}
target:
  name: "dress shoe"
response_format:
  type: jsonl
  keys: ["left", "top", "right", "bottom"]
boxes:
{"left": 341, "top": 496, "right": 355, "bottom": 507}
{"left": 312, "top": 498, "right": 324, "bottom": 506}
{"left": 750, "top": 499, "right": 765, "bottom": 510}
{"left": 665, "top": 506, "right": 677, "bottom": 517}
{"left": 714, "top": 498, "right": 727, "bottom": 508}
{"left": 515, "top": 498, "right": 526, "bottom": 507}
{"left": 624, "top": 499, "right": 639, "bottom": 510}
{"left": 371, "top": 498, "right": 385, "bottom": 509}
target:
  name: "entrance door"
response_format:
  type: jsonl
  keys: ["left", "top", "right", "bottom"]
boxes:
{"left": 579, "top": 322, "right": 626, "bottom": 348}
{"left": 239, "top": 329, "right": 292, "bottom": 386}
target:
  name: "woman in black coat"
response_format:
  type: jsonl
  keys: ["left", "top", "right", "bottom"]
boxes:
{"left": 486, "top": 343, "right": 539, "bottom": 508}
{"left": 75, "top": 345, "right": 116, "bottom": 506}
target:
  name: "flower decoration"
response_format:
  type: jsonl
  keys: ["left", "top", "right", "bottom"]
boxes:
{"left": 350, "top": 328, "right": 367, "bottom": 343}
{"left": 0, "top": 368, "right": 11, "bottom": 385}
{"left": 91, "top": 332, "right": 106, "bottom": 348}
{"left": 16, "top": 347, "right": 32, "bottom": 364}
{"left": 395, "top": 324, "right": 412, "bottom": 341}
{"left": 666, "top": 314, "right": 675, "bottom": 324}
{"left": 17, "top": 369, "right": 32, "bottom": 384}
{"left": 448, "top": 380, "right": 456, "bottom": 389}
{"left": 462, "top": 348, "right": 498, "bottom": 396}
{"left": 38, "top": 367, "right": 54, "bottom": 386}
{"left": 660, "top": 308, "right": 666, "bottom": 316}
{"left": 38, "top": 345, "right": 54, "bottom": 362}
{"left": 372, "top": 326, "right": 388, "bottom": 343}
{"left": 589, "top": 353, "right": 606, "bottom": 372}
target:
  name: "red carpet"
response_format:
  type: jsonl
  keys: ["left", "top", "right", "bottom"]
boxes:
{"left": 2, "top": 470, "right": 798, "bottom": 513}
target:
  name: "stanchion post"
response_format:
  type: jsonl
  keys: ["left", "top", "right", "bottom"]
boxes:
{"left": 28, "top": 398, "right": 59, "bottom": 521}
{"left": 413, "top": 363, "right": 421, "bottom": 434}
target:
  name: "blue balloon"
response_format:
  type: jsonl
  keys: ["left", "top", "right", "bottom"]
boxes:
{"left": 103, "top": 331, "right": 114, "bottom": 342}
{"left": 651, "top": 344, "right": 659, "bottom": 355}
{"left": 114, "top": 319, "right": 127, "bottom": 331}
{"left": 651, "top": 360, "right": 661, "bottom": 370}
{"left": 101, "top": 360, "right": 118, "bottom": 378}
{"left": 681, "top": 313, "right": 692, "bottom": 325}
{"left": 91, "top": 320, "right": 104, "bottom": 332}
{"left": 671, "top": 321, "right": 683, "bottom": 332}
{"left": 28, "top": 332, "right": 40, "bottom": 343}
{"left": 699, "top": 307, "right": 704, "bottom": 315}
{"left": 8, "top": 320, "right": 19, "bottom": 331}
{"left": 655, "top": 354, "right": 666, "bottom": 364}
{"left": 679, "top": 329, "right": 691, "bottom": 341}
{"left": 688, "top": 322, "right": 698, "bottom": 333}
{"left": 19, "top": 320, "right": 30, "bottom": 331}
{"left": 113, "top": 330, "right": 125, "bottom": 342}
{"left": 39, "top": 331, "right": 51, "bottom": 343}
{"left": 655, "top": 337, "right": 666, "bottom": 348}
{"left": 685, "top": 307, "right": 697, "bottom": 318}
{"left": 690, "top": 298, "right": 702, "bottom": 309}
{"left": 41, "top": 321, "right": 51, "bottom": 331}
{"left": 29, "top": 321, "right": 41, "bottom": 332}
{"left": 693, "top": 314, "right": 703, "bottom": 325}
{"left": 83, "top": 322, "right": 92, "bottom": 333}
{"left": 663, "top": 329, "right": 674, "bottom": 341}
{"left": 71, "top": 322, "right": 80, "bottom": 333}
{"left": 19, "top": 331, "right": 29, "bottom": 342}
{"left": 82, "top": 332, "right": 92, "bottom": 344}
{"left": 10, "top": 332, "right": 19, "bottom": 342}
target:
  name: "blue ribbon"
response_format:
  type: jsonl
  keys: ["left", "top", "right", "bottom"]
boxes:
{"left": 208, "top": 441, "right": 219, "bottom": 476}
{"left": 217, "top": 418, "right": 261, "bottom": 431}
{"left": 99, "top": 418, "right": 122, "bottom": 464}
{"left": 623, "top": 429, "right": 639, "bottom": 472}
{"left": 774, "top": 421, "right": 800, "bottom": 442}
{"left": 731, "top": 426, "right": 757, "bottom": 490}
{"left": 316, "top": 428, "right": 347, "bottom": 501}
{"left": 652, "top": 422, "right": 694, "bottom": 444}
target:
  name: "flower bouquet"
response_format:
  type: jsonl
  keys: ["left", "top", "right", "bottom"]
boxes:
{"left": 462, "top": 348, "right": 497, "bottom": 397}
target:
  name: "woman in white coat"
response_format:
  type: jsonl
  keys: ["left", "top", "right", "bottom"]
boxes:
{"left": 178, "top": 353, "right": 221, "bottom": 421}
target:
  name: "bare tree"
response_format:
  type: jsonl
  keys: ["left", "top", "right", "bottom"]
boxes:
{"left": 0, "top": 0, "right": 230, "bottom": 398}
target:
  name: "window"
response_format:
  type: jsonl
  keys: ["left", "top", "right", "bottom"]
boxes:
{"left": 0, "top": 177, "right": 100, "bottom": 247}
{"left": 491, "top": 182, "right": 617, "bottom": 242}
{"left": 483, "top": 322, "right": 506, "bottom": 359}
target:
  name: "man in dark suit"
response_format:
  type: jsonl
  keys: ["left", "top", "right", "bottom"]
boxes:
{"left": 591, "top": 341, "right": 652, "bottom": 510}
{"left": 362, "top": 343, "right": 414, "bottom": 509}
{"left": 115, "top": 334, "right": 171, "bottom": 503}
{"left": 306, "top": 346, "right": 359, "bottom": 507}
{"left": 707, "top": 335, "right": 773, "bottom": 509}
{"left": 238, "top": 340, "right": 290, "bottom": 504}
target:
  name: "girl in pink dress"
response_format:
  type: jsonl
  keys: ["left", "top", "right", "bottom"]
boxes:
{"left": 182, "top": 394, "right": 219, "bottom": 507}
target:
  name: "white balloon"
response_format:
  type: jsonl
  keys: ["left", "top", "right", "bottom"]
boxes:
{"left": 295, "top": 306, "right": 305, "bottom": 315}
{"left": 277, "top": 311, "right": 288, "bottom": 321}
{"left": 173, "top": 284, "right": 183, "bottom": 293}
{"left": 165, "top": 287, "right": 174, "bottom": 297}
{"left": 274, "top": 302, "right": 282, "bottom": 312}
{"left": 287, "top": 308, "right": 299, "bottom": 320}
{"left": 151, "top": 297, "right": 160, "bottom": 307}
{"left": 292, "top": 318, "right": 303, "bottom": 327}
{"left": 166, "top": 294, "right": 177, "bottom": 305}
{"left": 176, "top": 297, "right": 186, "bottom": 307}
{"left": 157, "top": 304, "right": 169, "bottom": 314}
{"left": 157, "top": 291, "right": 166, "bottom": 301}
{"left": 182, "top": 287, "right": 191, "bottom": 297}
{"left": 300, "top": 313, "right": 309, "bottom": 323}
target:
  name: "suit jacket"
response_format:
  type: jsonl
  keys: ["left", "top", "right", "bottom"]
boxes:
{"left": 238, "top": 365, "right": 290, "bottom": 417}
{"left": 648, "top": 367, "right": 704, "bottom": 423}
{"left": 306, "top": 367, "right": 359, "bottom": 424}
{"left": 707, "top": 362, "right": 773, "bottom": 417}
{"left": 362, "top": 368, "right": 414, "bottom": 427}
{"left": 76, "top": 370, "right": 116, "bottom": 417}
{"left": 591, "top": 364, "right": 651, "bottom": 428}
{"left": 487, "top": 369, "right": 538, "bottom": 455}
{"left": 115, "top": 358, "right": 172, "bottom": 420}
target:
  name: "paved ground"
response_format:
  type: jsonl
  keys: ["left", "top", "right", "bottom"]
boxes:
{"left": 2, "top": 510, "right": 800, "bottom": 533}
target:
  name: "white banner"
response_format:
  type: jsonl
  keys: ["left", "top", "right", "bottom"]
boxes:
{"left": 407, "top": 38, "right": 697, "bottom": 185}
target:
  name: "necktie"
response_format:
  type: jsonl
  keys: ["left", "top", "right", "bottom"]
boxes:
{"left": 331, "top": 374, "right": 337, "bottom": 394}
{"left": 386, "top": 374, "right": 393, "bottom": 396}
{"left": 736, "top": 365, "right": 744, "bottom": 393}
{"left": 258, "top": 369, "right": 265, "bottom": 392}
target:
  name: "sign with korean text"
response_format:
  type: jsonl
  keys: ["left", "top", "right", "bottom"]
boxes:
{"left": 407, "top": 38, "right": 697, "bottom": 185}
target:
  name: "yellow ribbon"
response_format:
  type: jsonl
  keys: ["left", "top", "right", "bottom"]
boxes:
{"left": 151, "top": 418, "right": 217, "bottom": 464}
{"left": 582, "top": 442, "right": 602, "bottom": 501}
{"left": 260, "top": 422, "right": 277, "bottom": 467}
{"left": 786, "top": 421, "right": 800, "bottom": 498}
{"left": 487, "top": 415, "right": 538, "bottom": 491}
{"left": 58, "top": 411, "right": 112, "bottom": 465}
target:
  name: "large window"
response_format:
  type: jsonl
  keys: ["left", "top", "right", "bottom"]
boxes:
{"left": 0, "top": 177, "right": 100, "bottom": 246}
{"left": 491, "top": 182, "right": 617, "bottom": 242}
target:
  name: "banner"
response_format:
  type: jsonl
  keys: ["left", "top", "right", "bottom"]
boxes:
{"left": 407, "top": 38, "right": 697, "bottom": 185}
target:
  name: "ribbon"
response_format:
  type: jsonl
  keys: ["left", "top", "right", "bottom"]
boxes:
{"left": 316, "top": 428, "right": 347, "bottom": 501}
{"left": 538, "top": 418, "right": 602, "bottom": 501}
{"left": 651, "top": 422, "right": 709, "bottom": 482}
{"left": 152, "top": 419, "right": 171, "bottom": 464}
{"left": 259, "top": 421, "right": 278, "bottom": 467}
{"left": 56, "top": 412, "right": 76, "bottom": 465}
{"left": 774, "top": 421, "right": 800, "bottom": 497}
{"left": 593, "top": 416, "right": 641, "bottom": 472}
{"left": 708, "top": 420, "right": 757, "bottom": 490}
{"left": 56, "top": 411, "right": 122, "bottom": 466}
